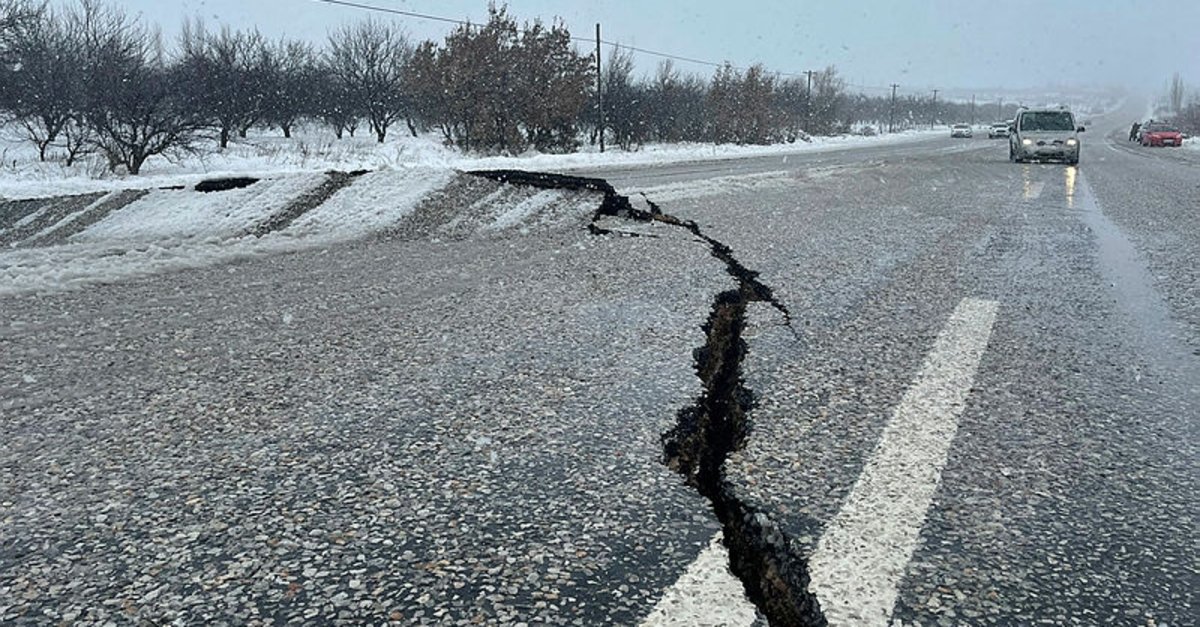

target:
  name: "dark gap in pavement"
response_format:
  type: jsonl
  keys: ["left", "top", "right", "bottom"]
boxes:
{"left": 468, "top": 168, "right": 823, "bottom": 626}
{"left": 195, "top": 176, "right": 260, "bottom": 193}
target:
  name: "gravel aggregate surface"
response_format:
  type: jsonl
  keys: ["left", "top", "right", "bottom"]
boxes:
{"left": 1, "top": 185, "right": 731, "bottom": 625}
{"left": 2, "top": 111, "right": 1196, "bottom": 625}
{"left": 619, "top": 120, "right": 1197, "bottom": 624}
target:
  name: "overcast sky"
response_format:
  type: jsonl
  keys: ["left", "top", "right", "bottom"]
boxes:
{"left": 101, "top": 0, "right": 1200, "bottom": 98}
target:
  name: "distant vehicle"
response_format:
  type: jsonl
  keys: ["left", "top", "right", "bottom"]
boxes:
{"left": 1009, "top": 108, "right": 1083, "bottom": 165}
{"left": 987, "top": 123, "right": 1010, "bottom": 138}
{"left": 1140, "top": 123, "right": 1183, "bottom": 147}
{"left": 951, "top": 123, "right": 973, "bottom": 138}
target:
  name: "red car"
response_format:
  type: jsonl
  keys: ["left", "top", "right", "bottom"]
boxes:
{"left": 1140, "top": 123, "right": 1184, "bottom": 147}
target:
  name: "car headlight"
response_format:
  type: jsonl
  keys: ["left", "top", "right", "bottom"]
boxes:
{"left": 1066, "top": 139, "right": 1077, "bottom": 146}
{"left": 1022, "top": 138, "right": 1033, "bottom": 146}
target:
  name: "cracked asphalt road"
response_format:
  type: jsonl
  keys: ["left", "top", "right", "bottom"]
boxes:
{"left": 2, "top": 105, "right": 1197, "bottom": 625}
{"left": 593, "top": 104, "right": 1196, "bottom": 625}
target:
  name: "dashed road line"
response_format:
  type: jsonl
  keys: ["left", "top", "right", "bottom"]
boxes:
{"left": 639, "top": 532, "right": 758, "bottom": 627}
{"left": 807, "top": 297, "right": 1000, "bottom": 626}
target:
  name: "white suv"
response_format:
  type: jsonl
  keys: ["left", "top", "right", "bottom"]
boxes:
{"left": 1009, "top": 108, "right": 1083, "bottom": 165}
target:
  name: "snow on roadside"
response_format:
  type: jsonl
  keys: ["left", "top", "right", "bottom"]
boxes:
{"left": 0, "top": 204, "right": 50, "bottom": 237}
{"left": 0, "top": 125, "right": 944, "bottom": 199}
{"left": 469, "top": 129, "right": 944, "bottom": 173}
{"left": 26, "top": 192, "right": 113, "bottom": 242}
{"left": 71, "top": 174, "right": 324, "bottom": 244}
{"left": 283, "top": 169, "right": 455, "bottom": 240}
{"left": 485, "top": 189, "right": 563, "bottom": 231}
{"left": 0, "top": 168, "right": 451, "bottom": 295}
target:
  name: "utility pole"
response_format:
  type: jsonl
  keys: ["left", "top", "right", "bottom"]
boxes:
{"left": 595, "top": 23, "right": 604, "bottom": 153}
{"left": 804, "top": 70, "right": 817, "bottom": 132}
{"left": 970, "top": 94, "right": 976, "bottom": 126}
{"left": 930, "top": 89, "right": 939, "bottom": 130}
{"left": 998, "top": 97, "right": 1003, "bottom": 121}
{"left": 888, "top": 83, "right": 899, "bottom": 133}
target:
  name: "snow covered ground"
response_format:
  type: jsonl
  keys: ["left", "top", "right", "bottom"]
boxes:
{"left": 0, "top": 168, "right": 455, "bottom": 295}
{"left": 0, "top": 123, "right": 942, "bottom": 199}
{"left": 0, "top": 124, "right": 943, "bottom": 295}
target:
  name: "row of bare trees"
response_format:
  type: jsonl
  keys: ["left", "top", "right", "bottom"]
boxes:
{"left": 601, "top": 54, "right": 849, "bottom": 150}
{"left": 2, "top": 0, "right": 914, "bottom": 174}
{"left": 0, "top": 0, "right": 205, "bottom": 173}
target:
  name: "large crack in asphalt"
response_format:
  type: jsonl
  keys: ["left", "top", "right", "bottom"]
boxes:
{"left": 470, "top": 169, "right": 825, "bottom": 626}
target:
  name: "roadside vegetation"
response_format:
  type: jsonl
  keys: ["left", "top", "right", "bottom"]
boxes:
{"left": 1, "top": 0, "right": 1092, "bottom": 174}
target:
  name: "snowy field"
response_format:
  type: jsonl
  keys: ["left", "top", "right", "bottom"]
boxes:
{"left": 0, "top": 123, "right": 942, "bottom": 199}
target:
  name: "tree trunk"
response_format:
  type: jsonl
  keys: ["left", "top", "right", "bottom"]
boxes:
{"left": 376, "top": 128, "right": 386, "bottom": 143}
{"left": 406, "top": 117, "right": 418, "bottom": 138}
{"left": 220, "top": 127, "right": 230, "bottom": 149}
{"left": 128, "top": 149, "right": 146, "bottom": 175}
{"left": 282, "top": 123, "right": 292, "bottom": 139}
{"left": 38, "top": 140, "right": 49, "bottom": 162}
{"left": 239, "top": 127, "right": 248, "bottom": 138}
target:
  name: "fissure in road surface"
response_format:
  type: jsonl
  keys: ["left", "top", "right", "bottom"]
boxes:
{"left": 470, "top": 169, "right": 824, "bottom": 626}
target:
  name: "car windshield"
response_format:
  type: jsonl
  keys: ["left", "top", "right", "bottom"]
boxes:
{"left": 1020, "top": 112, "right": 1076, "bottom": 131}
{"left": 1147, "top": 124, "right": 1178, "bottom": 132}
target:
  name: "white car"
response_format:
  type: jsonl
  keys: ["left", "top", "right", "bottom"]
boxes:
{"left": 1009, "top": 108, "right": 1082, "bottom": 165}
{"left": 951, "top": 124, "right": 973, "bottom": 138}
{"left": 987, "top": 123, "right": 1010, "bottom": 138}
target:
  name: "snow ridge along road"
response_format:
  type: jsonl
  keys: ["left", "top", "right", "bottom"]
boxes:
{"left": 807, "top": 298, "right": 999, "bottom": 626}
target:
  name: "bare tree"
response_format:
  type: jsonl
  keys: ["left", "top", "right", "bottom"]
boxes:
{"left": 178, "top": 21, "right": 271, "bottom": 148}
{"left": 707, "top": 63, "right": 740, "bottom": 143}
{"left": 0, "top": 0, "right": 41, "bottom": 62}
{"left": 600, "top": 46, "right": 645, "bottom": 150}
{"left": 263, "top": 38, "right": 316, "bottom": 138}
{"left": 405, "top": 39, "right": 443, "bottom": 139}
{"left": 1168, "top": 72, "right": 1185, "bottom": 114}
{"left": 311, "top": 61, "right": 359, "bottom": 139}
{"left": 3, "top": 2, "right": 78, "bottom": 160}
{"left": 644, "top": 60, "right": 707, "bottom": 143}
{"left": 326, "top": 19, "right": 412, "bottom": 143}
{"left": 78, "top": 2, "right": 201, "bottom": 174}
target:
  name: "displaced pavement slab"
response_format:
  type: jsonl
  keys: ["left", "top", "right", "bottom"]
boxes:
{"left": 0, "top": 178, "right": 740, "bottom": 624}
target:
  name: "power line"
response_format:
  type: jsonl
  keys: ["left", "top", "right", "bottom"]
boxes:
{"left": 312, "top": 0, "right": 906, "bottom": 92}
{"left": 314, "top": 1, "right": 738, "bottom": 69}
{"left": 314, "top": 0, "right": 469, "bottom": 27}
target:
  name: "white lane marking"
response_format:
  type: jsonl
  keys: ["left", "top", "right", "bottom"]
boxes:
{"left": 807, "top": 297, "right": 999, "bottom": 626}
{"left": 639, "top": 532, "right": 758, "bottom": 627}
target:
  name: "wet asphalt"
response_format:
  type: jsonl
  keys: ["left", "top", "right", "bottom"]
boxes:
{"left": 602, "top": 111, "right": 1197, "bottom": 625}
{"left": 1, "top": 111, "right": 1197, "bottom": 625}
